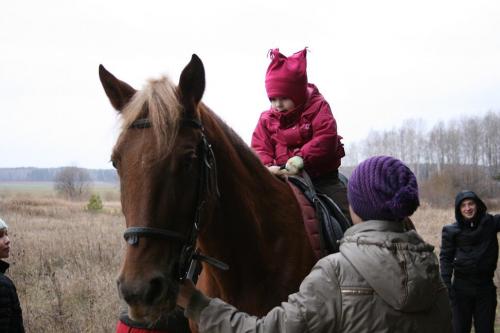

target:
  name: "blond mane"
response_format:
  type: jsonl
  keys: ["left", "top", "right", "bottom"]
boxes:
{"left": 118, "top": 76, "right": 182, "bottom": 156}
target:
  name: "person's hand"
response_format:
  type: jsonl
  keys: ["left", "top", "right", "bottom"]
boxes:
{"left": 177, "top": 279, "right": 197, "bottom": 309}
{"left": 285, "top": 156, "right": 304, "bottom": 175}
{"left": 267, "top": 165, "right": 282, "bottom": 175}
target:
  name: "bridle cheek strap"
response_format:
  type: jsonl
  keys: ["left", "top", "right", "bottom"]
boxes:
{"left": 122, "top": 117, "right": 227, "bottom": 281}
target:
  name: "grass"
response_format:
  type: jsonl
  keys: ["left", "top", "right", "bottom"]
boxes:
{"left": 0, "top": 181, "right": 120, "bottom": 200}
{"left": 0, "top": 188, "right": 499, "bottom": 332}
{"left": 1, "top": 191, "right": 124, "bottom": 332}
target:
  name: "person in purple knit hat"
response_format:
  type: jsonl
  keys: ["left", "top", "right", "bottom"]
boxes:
{"left": 175, "top": 156, "right": 452, "bottom": 333}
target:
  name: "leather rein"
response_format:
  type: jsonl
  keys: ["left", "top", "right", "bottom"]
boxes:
{"left": 123, "top": 117, "right": 228, "bottom": 281}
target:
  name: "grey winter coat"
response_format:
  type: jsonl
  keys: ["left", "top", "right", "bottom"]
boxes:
{"left": 186, "top": 220, "right": 452, "bottom": 333}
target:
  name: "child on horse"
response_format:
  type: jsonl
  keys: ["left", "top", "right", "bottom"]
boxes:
{"left": 251, "top": 48, "right": 349, "bottom": 220}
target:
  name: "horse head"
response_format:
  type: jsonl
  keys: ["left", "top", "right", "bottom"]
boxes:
{"left": 99, "top": 55, "right": 214, "bottom": 322}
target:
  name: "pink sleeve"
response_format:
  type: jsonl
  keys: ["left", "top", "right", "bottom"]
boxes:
{"left": 251, "top": 114, "right": 275, "bottom": 166}
{"left": 299, "top": 102, "right": 341, "bottom": 173}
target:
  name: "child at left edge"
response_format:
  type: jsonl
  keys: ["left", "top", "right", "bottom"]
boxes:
{"left": 0, "top": 217, "right": 25, "bottom": 333}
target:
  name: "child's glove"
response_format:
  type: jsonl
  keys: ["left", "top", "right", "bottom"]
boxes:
{"left": 285, "top": 156, "right": 304, "bottom": 175}
{"left": 267, "top": 165, "right": 282, "bottom": 175}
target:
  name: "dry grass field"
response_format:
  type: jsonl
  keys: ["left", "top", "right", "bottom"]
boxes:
{"left": 0, "top": 188, "right": 124, "bottom": 333}
{"left": 0, "top": 187, "right": 499, "bottom": 332}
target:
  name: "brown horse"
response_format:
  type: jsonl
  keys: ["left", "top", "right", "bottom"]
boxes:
{"left": 99, "top": 55, "right": 317, "bottom": 327}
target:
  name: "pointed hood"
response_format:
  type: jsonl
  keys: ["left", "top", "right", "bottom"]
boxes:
{"left": 340, "top": 220, "right": 443, "bottom": 312}
{"left": 265, "top": 48, "right": 308, "bottom": 106}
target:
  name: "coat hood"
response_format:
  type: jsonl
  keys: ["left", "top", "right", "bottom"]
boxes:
{"left": 340, "top": 220, "right": 443, "bottom": 312}
{"left": 265, "top": 48, "right": 308, "bottom": 106}
{"left": 269, "top": 83, "right": 322, "bottom": 128}
{"left": 454, "top": 190, "right": 487, "bottom": 223}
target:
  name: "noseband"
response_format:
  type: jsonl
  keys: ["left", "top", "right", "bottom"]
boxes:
{"left": 123, "top": 117, "right": 228, "bottom": 280}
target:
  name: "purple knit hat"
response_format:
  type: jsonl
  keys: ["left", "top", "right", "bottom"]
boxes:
{"left": 347, "top": 156, "right": 419, "bottom": 221}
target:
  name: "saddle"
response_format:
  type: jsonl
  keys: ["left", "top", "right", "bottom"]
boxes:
{"left": 287, "top": 173, "right": 352, "bottom": 259}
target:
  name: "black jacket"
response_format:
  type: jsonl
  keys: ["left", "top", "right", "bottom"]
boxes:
{"left": 0, "top": 260, "right": 24, "bottom": 333}
{"left": 440, "top": 191, "right": 500, "bottom": 289}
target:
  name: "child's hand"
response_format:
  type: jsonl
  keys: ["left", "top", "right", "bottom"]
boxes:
{"left": 285, "top": 156, "right": 304, "bottom": 175}
{"left": 267, "top": 165, "right": 282, "bottom": 175}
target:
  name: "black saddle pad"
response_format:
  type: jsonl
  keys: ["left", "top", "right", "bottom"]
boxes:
{"left": 288, "top": 174, "right": 352, "bottom": 254}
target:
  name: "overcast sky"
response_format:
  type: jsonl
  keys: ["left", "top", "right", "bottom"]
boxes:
{"left": 1, "top": 0, "right": 499, "bottom": 169}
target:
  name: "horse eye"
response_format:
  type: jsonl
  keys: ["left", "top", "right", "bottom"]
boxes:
{"left": 182, "top": 152, "right": 197, "bottom": 170}
{"left": 110, "top": 158, "right": 119, "bottom": 169}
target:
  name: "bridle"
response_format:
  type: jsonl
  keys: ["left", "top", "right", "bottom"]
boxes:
{"left": 122, "top": 117, "right": 228, "bottom": 281}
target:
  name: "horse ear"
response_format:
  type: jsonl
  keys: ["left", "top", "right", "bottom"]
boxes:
{"left": 178, "top": 54, "right": 205, "bottom": 116}
{"left": 99, "top": 65, "right": 137, "bottom": 112}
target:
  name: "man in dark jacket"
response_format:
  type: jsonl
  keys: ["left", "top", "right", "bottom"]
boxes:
{"left": 440, "top": 190, "right": 500, "bottom": 333}
{"left": 0, "top": 217, "right": 24, "bottom": 333}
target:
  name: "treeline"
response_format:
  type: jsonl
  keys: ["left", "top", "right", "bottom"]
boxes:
{"left": 0, "top": 167, "right": 118, "bottom": 183}
{"left": 344, "top": 111, "right": 500, "bottom": 206}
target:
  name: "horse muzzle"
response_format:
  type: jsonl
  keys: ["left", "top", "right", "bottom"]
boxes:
{"left": 117, "top": 271, "right": 178, "bottom": 318}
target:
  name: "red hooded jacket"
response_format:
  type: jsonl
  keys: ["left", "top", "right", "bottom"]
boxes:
{"left": 251, "top": 84, "right": 344, "bottom": 179}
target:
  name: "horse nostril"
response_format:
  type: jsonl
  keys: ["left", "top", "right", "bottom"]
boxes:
{"left": 117, "top": 278, "right": 141, "bottom": 305}
{"left": 145, "top": 276, "right": 167, "bottom": 304}
{"left": 121, "top": 287, "right": 141, "bottom": 305}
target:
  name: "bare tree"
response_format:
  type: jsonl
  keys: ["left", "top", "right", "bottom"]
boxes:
{"left": 400, "top": 119, "right": 425, "bottom": 178}
{"left": 54, "top": 167, "right": 92, "bottom": 200}
{"left": 345, "top": 111, "right": 500, "bottom": 193}
{"left": 343, "top": 142, "right": 360, "bottom": 166}
{"left": 482, "top": 111, "right": 500, "bottom": 177}
{"left": 429, "top": 121, "right": 447, "bottom": 174}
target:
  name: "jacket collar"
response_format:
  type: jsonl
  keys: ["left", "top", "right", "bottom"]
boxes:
{"left": 268, "top": 84, "right": 322, "bottom": 128}
{"left": 270, "top": 104, "right": 304, "bottom": 128}
{"left": 0, "top": 260, "right": 9, "bottom": 274}
{"left": 344, "top": 220, "right": 405, "bottom": 237}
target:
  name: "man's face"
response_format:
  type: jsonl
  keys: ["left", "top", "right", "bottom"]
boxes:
{"left": 460, "top": 199, "right": 477, "bottom": 220}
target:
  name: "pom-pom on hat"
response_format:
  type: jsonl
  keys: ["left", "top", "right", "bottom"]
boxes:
{"left": 265, "top": 48, "right": 308, "bottom": 106}
{"left": 347, "top": 156, "right": 420, "bottom": 221}
{"left": 0, "top": 218, "right": 8, "bottom": 230}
